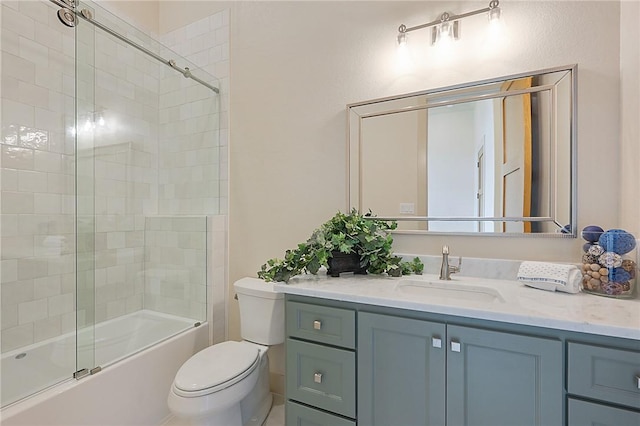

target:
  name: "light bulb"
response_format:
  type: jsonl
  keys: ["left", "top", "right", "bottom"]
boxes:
{"left": 98, "top": 115, "right": 105, "bottom": 126}
{"left": 487, "top": 4, "right": 504, "bottom": 38}
{"left": 397, "top": 32, "right": 407, "bottom": 46}
{"left": 488, "top": 6, "right": 501, "bottom": 24}
{"left": 435, "top": 21, "right": 455, "bottom": 47}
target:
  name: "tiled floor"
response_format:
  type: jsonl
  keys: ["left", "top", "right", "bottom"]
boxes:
{"left": 162, "top": 394, "right": 285, "bottom": 426}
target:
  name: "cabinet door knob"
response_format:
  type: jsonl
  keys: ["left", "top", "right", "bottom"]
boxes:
{"left": 314, "top": 372, "right": 323, "bottom": 383}
{"left": 432, "top": 337, "right": 442, "bottom": 348}
{"left": 313, "top": 320, "right": 322, "bottom": 330}
{"left": 451, "top": 340, "right": 461, "bottom": 352}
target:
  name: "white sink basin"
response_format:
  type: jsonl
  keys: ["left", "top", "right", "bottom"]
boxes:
{"left": 395, "top": 279, "right": 505, "bottom": 304}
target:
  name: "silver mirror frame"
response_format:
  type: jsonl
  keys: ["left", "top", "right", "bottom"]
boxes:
{"left": 347, "top": 64, "right": 577, "bottom": 238}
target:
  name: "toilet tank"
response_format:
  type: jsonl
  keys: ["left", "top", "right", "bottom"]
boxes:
{"left": 234, "top": 277, "right": 285, "bottom": 345}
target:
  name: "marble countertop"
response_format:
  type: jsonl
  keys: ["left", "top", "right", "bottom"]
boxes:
{"left": 274, "top": 272, "right": 640, "bottom": 340}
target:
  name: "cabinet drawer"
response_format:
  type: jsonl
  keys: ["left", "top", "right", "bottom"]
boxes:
{"left": 286, "top": 339, "right": 356, "bottom": 418}
{"left": 286, "top": 401, "right": 356, "bottom": 426}
{"left": 286, "top": 301, "right": 355, "bottom": 349}
{"left": 568, "top": 341, "right": 640, "bottom": 409}
{"left": 568, "top": 398, "right": 640, "bottom": 426}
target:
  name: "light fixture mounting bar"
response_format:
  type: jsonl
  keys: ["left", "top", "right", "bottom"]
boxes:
{"left": 398, "top": 0, "right": 499, "bottom": 35}
{"left": 448, "top": 6, "right": 492, "bottom": 22}
{"left": 401, "top": 16, "right": 447, "bottom": 34}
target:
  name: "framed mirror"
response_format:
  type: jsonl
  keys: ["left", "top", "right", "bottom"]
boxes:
{"left": 348, "top": 65, "right": 577, "bottom": 237}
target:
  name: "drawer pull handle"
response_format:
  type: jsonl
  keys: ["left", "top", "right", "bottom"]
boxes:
{"left": 451, "top": 340, "right": 461, "bottom": 352}
{"left": 314, "top": 372, "right": 323, "bottom": 383}
{"left": 432, "top": 337, "right": 442, "bottom": 348}
{"left": 636, "top": 375, "right": 640, "bottom": 390}
{"left": 313, "top": 320, "right": 322, "bottom": 330}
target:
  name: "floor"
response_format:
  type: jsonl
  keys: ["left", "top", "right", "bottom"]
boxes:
{"left": 162, "top": 394, "right": 285, "bottom": 426}
{"left": 263, "top": 397, "right": 285, "bottom": 426}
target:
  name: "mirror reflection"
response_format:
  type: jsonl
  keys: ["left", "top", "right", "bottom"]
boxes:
{"left": 348, "top": 65, "right": 576, "bottom": 236}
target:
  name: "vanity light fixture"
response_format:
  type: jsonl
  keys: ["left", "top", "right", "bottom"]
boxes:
{"left": 397, "top": 0, "right": 501, "bottom": 46}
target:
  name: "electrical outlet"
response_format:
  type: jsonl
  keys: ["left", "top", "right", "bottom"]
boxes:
{"left": 399, "top": 203, "right": 415, "bottom": 214}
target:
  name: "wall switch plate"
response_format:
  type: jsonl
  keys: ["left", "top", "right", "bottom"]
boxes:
{"left": 400, "top": 203, "right": 415, "bottom": 214}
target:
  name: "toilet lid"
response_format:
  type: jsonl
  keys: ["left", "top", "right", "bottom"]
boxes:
{"left": 174, "top": 341, "right": 260, "bottom": 396}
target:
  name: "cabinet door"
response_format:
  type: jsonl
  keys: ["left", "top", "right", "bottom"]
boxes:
{"left": 358, "top": 312, "right": 446, "bottom": 426}
{"left": 447, "top": 325, "right": 562, "bottom": 426}
{"left": 568, "top": 398, "right": 640, "bottom": 426}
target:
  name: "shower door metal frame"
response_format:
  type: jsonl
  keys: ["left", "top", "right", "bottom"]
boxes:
{"left": 48, "top": 0, "right": 219, "bottom": 94}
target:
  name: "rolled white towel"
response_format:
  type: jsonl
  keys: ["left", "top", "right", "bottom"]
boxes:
{"left": 517, "top": 261, "right": 582, "bottom": 294}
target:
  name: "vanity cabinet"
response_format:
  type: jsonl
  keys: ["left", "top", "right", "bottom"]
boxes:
{"left": 358, "top": 312, "right": 562, "bottom": 426}
{"left": 284, "top": 295, "right": 639, "bottom": 426}
{"left": 567, "top": 342, "right": 640, "bottom": 425}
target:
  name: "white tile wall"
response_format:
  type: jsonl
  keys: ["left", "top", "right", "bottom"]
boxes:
{"left": 159, "top": 9, "right": 229, "bottom": 216}
{"left": 1, "top": 0, "right": 75, "bottom": 352}
{"left": 143, "top": 216, "right": 207, "bottom": 321}
{"left": 160, "top": 10, "right": 230, "bottom": 342}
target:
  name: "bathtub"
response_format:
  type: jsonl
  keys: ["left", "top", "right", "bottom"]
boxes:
{"left": 1, "top": 310, "right": 208, "bottom": 425}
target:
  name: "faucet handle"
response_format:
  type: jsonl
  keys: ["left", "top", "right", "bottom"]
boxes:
{"left": 442, "top": 245, "right": 449, "bottom": 255}
{"left": 449, "top": 256, "right": 462, "bottom": 274}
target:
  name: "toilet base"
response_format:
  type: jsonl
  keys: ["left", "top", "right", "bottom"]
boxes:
{"left": 168, "top": 344, "right": 272, "bottom": 426}
{"left": 245, "top": 392, "right": 272, "bottom": 426}
{"left": 172, "top": 393, "right": 272, "bottom": 426}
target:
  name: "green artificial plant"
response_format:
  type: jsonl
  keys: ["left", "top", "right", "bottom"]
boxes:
{"left": 257, "top": 209, "right": 424, "bottom": 283}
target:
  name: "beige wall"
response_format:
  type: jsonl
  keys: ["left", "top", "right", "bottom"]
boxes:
{"left": 619, "top": 0, "right": 640, "bottom": 236}
{"left": 101, "top": 0, "right": 159, "bottom": 35}
{"left": 360, "top": 110, "right": 421, "bottom": 224}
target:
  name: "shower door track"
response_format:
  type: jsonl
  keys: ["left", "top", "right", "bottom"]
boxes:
{"left": 49, "top": 0, "right": 220, "bottom": 94}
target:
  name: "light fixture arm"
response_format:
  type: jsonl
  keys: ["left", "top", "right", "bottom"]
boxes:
{"left": 397, "top": 0, "right": 499, "bottom": 35}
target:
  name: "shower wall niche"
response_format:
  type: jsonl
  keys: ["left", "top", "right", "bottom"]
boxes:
{"left": 1, "top": 0, "right": 226, "bottom": 408}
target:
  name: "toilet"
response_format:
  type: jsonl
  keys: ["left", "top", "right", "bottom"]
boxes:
{"left": 168, "top": 278, "right": 284, "bottom": 426}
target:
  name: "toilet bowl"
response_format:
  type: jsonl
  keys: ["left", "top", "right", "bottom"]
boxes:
{"left": 167, "top": 278, "right": 284, "bottom": 426}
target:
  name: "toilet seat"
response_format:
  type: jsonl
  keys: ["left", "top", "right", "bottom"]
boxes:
{"left": 172, "top": 341, "right": 260, "bottom": 398}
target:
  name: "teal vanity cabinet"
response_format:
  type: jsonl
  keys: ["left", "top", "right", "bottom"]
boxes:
{"left": 358, "top": 312, "right": 562, "bottom": 426}
{"left": 567, "top": 342, "right": 640, "bottom": 425}
{"left": 283, "top": 295, "right": 640, "bottom": 426}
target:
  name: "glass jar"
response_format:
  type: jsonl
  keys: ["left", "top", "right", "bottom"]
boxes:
{"left": 581, "top": 235, "right": 637, "bottom": 299}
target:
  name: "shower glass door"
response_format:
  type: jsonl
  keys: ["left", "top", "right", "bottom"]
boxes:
{"left": 1, "top": 0, "right": 218, "bottom": 407}
{"left": 74, "top": 0, "right": 217, "bottom": 373}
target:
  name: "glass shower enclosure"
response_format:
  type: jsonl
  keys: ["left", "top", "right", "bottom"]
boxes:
{"left": 1, "top": 0, "right": 220, "bottom": 407}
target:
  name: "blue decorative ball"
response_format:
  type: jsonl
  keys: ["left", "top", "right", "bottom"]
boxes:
{"left": 582, "top": 242, "right": 593, "bottom": 253}
{"left": 581, "top": 225, "right": 604, "bottom": 242}
{"left": 608, "top": 267, "right": 631, "bottom": 284}
{"left": 598, "top": 229, "right": 636, "bottom": 255}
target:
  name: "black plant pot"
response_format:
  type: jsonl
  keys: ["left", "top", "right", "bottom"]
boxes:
{"left": 327, "top": 251, "right": 367, "bottom": 277}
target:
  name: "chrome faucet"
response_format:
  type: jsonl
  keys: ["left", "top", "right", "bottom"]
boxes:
{"left": 439, "top": 245, "right": 462, "bottom": 280}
